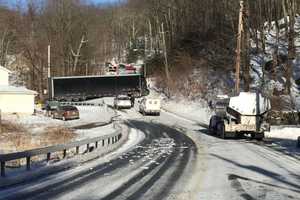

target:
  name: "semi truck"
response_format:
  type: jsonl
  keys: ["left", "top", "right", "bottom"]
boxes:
{"left": 209, "top": 92, "right": 271, "bottom": 139}
{"left": 50, "top": 74, "right": 148, "bottom": 101}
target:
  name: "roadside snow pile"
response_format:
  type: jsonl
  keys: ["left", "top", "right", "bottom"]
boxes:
{"left": 75, "top": 124, "right": 116, "bottom": 141}
{"left": 265, "top": 126, "right": 300, "bottom": 141}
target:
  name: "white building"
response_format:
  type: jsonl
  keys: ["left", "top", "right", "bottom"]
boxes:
{"left": 0, "top": 66, "right": 10, "bottom": 85}
{"left": 0, "top": 66, "right": 37, "bottom": 114}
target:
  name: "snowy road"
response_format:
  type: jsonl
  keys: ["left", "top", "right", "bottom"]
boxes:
{"left": 0, "top": 106, "right": 300, "bottom": 200}
{"left": 0, "top": 115, "right": 197, "bottom": 200}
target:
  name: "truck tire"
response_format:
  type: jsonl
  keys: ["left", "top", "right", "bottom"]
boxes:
{"left": 208, "top": 118, "right": 214, "bottom": 134}
{"left": 209, "top": 116, "right": 219, "bottom": 135}
{"left": 217, "top": 122, "right": 226, "bottom": 139}
{"left": 252, "top": 132, "right": 264, "bottom": 140}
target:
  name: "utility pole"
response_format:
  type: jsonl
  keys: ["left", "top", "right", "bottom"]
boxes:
{"left": 47, "top": 45, "right": 51, "bottom": 100}
{"left": 161, "top": 23, "right": 170, "bottom": 82}
{"left": 235, "top": 1, "right": 244, "bottom": 95}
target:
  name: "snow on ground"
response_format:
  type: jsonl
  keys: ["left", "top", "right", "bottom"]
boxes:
{"left": 0, "top": 125, "right": 144, "bottom": 186}
{"left": 251, "top": 16, "right": 300, "bottom": 107}
{"left": 75, "top": 124, "right": 116, "bottom": 141}
{"left": 2, "top": 105, "right": 115, "bottom": 134}
{"left": 0, "top": 104, "right": 117, "bottom": 154}
{"left": 147, "top": 80, "right": 212, "bottom": 125}
{"left": 162, "top": 99, "right": 212, "bottom": 125}
{"left": 266, "top": 126, "right": 300, "bottom": 141}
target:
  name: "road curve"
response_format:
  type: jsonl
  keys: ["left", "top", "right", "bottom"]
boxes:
{"left": 1, "top": 106, "right": 300, "bottom": 200}
{"left": 0, "top": 120, "right": 197, "bottom": 200}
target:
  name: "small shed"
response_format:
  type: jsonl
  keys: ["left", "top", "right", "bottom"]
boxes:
{"left": 0, "top": 65, "right": 11, "bottom": 85}
{"left": 0, "top": 86, "right": 37, "bottom": 114}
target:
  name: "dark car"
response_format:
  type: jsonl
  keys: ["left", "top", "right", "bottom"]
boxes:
{"left": 43, "top": 100, "right": 60, "bottom": 111}
{"left": 51, "top": 105, "right": 80, "bottom": 121}
{"left": 42, "top": 100, "right": 61, "bottom": 117}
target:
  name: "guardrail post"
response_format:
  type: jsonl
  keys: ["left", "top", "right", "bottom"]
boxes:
{"left": 87, "top": 144, "right": 90, "bottom": 152}
{"left": 1, "top": 161, "right": 5, "bottom": 177}
{"left": 95, "top": 141, "right": 98, "bottom": 148}
{"left": 76, "top": 146, "right": 79, "bottom": 154}
{"left": 102, "top": 140, "right": 104, "bottom": 146}
{"left": 63, "top": 149, "right": 67, "bottom": 158}
{"left": 47, "top": 153, "right": 51, "bottom": 162}
{"left": 26, "top": 157, "right": 31, "bottom": 170}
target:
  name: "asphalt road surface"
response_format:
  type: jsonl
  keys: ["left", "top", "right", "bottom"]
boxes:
{"left": 0, "top": 107, "right": 300, "bottom": 200}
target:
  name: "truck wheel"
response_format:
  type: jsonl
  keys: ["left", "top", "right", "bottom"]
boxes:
{"left": 208, "top": 118, "right": 214, "bottom": 134}
{"left": 217, "top": 123, "right": 226, "bottom": 139}
{"left": 252, "top": 132, "right": 264, "bottom": 140}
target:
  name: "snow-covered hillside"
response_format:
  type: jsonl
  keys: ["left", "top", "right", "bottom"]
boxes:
{"left": 250, "top": 16, "right": 300, "bottom": 109}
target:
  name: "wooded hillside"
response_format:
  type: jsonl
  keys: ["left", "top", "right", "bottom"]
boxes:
{"left": 0, "top": 0, "right": 298, "bottom": 99}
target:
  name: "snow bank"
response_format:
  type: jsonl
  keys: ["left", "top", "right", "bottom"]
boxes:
{"left": 75, "top": 124, "right": 116, "bottom": 141}
{"left": 162, "top": 99, "right": 212, "bottom": 125}
{"left": 266, "top": 126, "right": 300, "bottom": 141}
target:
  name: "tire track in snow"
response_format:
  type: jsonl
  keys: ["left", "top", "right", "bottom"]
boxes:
{"left": 1, "top": 120, "right": 197, "bottom": 200}
{"left": 101, "top": 122, "right": 196, "bottom": 200}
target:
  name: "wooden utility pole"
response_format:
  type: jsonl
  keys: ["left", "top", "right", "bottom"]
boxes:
{"left": 47, "top": 45, "right": 52, "bottom": 100}
{"left": 161, "top": 23, "right": 170, "bottom": 82}
{"left": 235, "top": 1, "right": 244, "bottom": 95}
{"left": 0, "top": 109, "right": 2, "bottom": 133}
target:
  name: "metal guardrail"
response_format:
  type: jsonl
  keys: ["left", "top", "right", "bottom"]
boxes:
{"left": 0, "top": 130, "right": 122, "bottom": 177}
{"left": 60, "top": 102, "right": 104, "bottom": 107}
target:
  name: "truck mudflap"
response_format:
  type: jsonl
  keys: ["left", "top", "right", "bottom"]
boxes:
{"left": 225, "top": 123, "right": 270, "bottom": 133}
{"left": 225, "top": 124, "right": 257, "bottom": 132}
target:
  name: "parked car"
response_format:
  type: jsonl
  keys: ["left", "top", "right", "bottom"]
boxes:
{"left": 51, "top": 105, "right": 80, "bottom": 121}
{"left": 139, "top": 97, "right": 161, "bottom": 116}
{"left": 114, "top": 95, "right": 132, "bottom": 109}
{"left": 42, "top": 100, "right": 60, "bottom": 111}
{"left": 42, "top": 100, "right": 60, "bottom": 117}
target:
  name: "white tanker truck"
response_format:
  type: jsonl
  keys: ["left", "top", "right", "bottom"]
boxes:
{"left": 209, "top": 92, "right": 271, "bottom": 140}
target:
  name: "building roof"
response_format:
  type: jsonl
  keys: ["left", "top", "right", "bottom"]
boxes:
{"left": 0, "top": 85, "right": 37, "bottom": 95}
{"left": 0, "top": 65, "right": 11, "bottom": 73}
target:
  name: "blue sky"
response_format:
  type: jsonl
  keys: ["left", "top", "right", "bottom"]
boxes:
{"left": 90, "top": 0, "right": 120, "bottom": 3}
{"left": 4, "top": 0, "right": 122, "bottom": 8}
